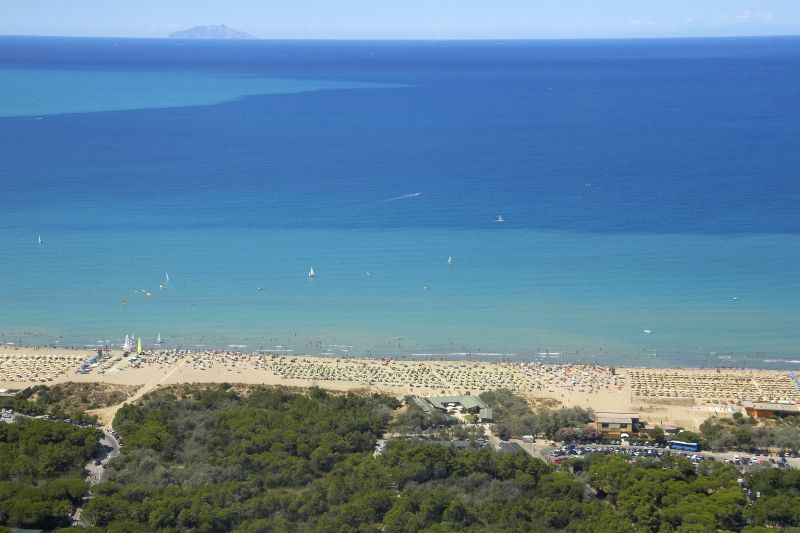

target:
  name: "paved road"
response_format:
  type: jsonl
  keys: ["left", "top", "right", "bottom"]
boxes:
{"left": 84, "top": 428, "right": 120, "bottom": 484}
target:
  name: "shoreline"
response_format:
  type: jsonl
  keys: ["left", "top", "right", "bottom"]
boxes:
{"left": 2, "top": 346, "right": 799, "bottom": 431}
{"left": 1, "top": 342, "right": 798, "bottom": 372}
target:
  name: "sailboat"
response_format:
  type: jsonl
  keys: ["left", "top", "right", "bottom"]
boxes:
{"left": 496, "top": 215, "right": 504, "bottom": 223}
{"left": 137, "top": 338, "right": 143, "bottom": 355}
{"left": 122, "top": 335, "right": 132, "bottom": 354}
{"left": 447, "top": 256, "right": 453, "bottom": 266}
{"left": 308, "top": 267, "right": 316, "bottom": 278}
{"left": 122, "top": 296, "right": 128, "bottom": 305}
{"left": 37, "top": 235, "right": 43, "bottom": 245}
{"left": 165, "top": 273, "right": 170, "bottom": 282}
{"left": 155, "top": 333, "right": 163, "bottom": 346}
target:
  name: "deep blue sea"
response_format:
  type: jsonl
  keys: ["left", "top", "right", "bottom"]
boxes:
{"left": 1, "top": 36, "right": 799, "bottom": 369}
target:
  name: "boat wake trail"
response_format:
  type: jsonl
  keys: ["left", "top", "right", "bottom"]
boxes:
{"left": 381, "top": 192, "right": 421, "bottom": 202}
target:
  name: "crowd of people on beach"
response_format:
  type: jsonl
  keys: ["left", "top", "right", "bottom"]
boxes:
{"left": 3, "top": 346, "right": 800, "bottom": 409}
{"left": 629, "top": 368, "right": 800, "bottom": 403}
{"left": 167, "top": 350, "right": 628, "bottom": 396}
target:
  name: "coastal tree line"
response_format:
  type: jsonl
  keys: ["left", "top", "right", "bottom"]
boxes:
{"left": 67, "top": 386, "right": 800, "bottom": 530}
{"left": 4, "top": 384, "right": 800, "bottom": 531}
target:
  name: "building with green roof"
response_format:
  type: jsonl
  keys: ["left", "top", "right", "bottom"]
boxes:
{"left": 421, "top": 395, "right": 493, "bottom": 422}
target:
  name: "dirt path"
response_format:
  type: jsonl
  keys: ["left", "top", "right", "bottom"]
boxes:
{"left": 89, "top": 357, "right": 188, "bottom": 426}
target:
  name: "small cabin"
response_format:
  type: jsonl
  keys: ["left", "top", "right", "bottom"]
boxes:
{"left": 593, "top": 412, "right": 641, "bottom": 439}
{"left": 743, "top": 401, "right": 800, "bottom": 419}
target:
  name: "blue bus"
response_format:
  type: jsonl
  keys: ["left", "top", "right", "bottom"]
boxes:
{"left": 669, "top": 440, "right": 700, "bottom": 452}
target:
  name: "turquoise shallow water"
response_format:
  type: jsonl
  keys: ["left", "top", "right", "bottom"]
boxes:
{"left": 0, "top": 37, "right": 799, "bottom": 369}
{"left": 0, "top": 68, "right": 396, "bottom": 117}
{"left": 1, "top": 226, "right": 798, "bottom": 368}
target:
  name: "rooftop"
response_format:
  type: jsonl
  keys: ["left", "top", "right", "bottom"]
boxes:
{"left": 425, "top": 395, "right": 488, "bottom": 411}
{"left": 743, "top": 401, "right": 800, "bottom": 413}
{"left": 411, "top": 397, "right": 433, "bottom": 415}
{"left": 594, "top": 412, "right": 639, "bottom": 424}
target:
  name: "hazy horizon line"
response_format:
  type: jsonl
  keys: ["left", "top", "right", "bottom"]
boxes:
{"left": 2, "top": 32, "right": 800, "bottom": 42}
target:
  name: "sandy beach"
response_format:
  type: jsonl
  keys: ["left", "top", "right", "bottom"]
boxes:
{"left": 2, "top": 345, "right": 798, "bottom": 430}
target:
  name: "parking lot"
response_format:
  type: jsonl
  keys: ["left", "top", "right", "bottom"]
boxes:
{"left": 513, "top": 439, "right": 800, "bottom": 471}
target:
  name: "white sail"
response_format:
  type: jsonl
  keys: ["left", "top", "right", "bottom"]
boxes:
{"left": 37, "top": 235, "right": 43, "bottom": 245}
{"left": 122, "top": 335, "right": 132, "bottom": 353}
{"left": 308, "top": 267, "right": 316, "bottom": 278}
{"left": 447, "top": 256, "right": 453, "bottom": 265}
{"left": 155, "top": 333, "right": 163, "bottom": 345}
{"left": 496, "top": 215, "right": 504, "bottom": 223}
{"left": 165, "top": 273, "right": 170, "bottom": 282}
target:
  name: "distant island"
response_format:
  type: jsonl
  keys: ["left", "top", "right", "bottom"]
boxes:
{"left": 168, "top": 24, "right": 255, "bottom": 40}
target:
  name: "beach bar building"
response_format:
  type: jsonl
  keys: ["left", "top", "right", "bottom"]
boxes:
{"left": 593, "top": 412, "right": 641, "bottom": 439}
{"left": 422, "top": 395, "right": 494, "bottom": 422}
{"left": 742, "top": 401, "right": 800, "bottom": 418}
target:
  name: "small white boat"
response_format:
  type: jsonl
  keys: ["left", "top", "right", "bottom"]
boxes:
{"left": 496, "top": 215, "right": 504, "bottom": 223}
{"left": 447, "top": 256, "right": 453, "bottom": 266}
{"left": 308, "top": 267, "right": 316, "bottom": 278}
{"left": 257, "top": 287, "right": 264, "bottom": 292}
{"left": 155, "top": 333, "right": 163, "bottom": 345}
{"left": 122, "top": 335, "right": 133, "bottom": 354}
{"left": 165, "top": 273, "right": 170, "bottom": 282}
{"left": 643, "top": 329, "right": 652, "bottom": 335}
{"left": 37, "top": 235, "right": 43, "bottom": 245}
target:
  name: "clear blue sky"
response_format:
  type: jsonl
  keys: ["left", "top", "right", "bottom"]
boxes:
{"left": 2, "top": 0, "right": 799, "bottom": 39}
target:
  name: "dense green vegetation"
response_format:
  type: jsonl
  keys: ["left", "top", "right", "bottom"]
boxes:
{"left": 748, "top": 469, "right": 800, "bottom": 527}
{"left": 479, "top": 388, "right": 593, "bottom": 440}
{"left": 51, "top": 384, "right": 799, "bottom": 532}
{"left": 106, "top": 385, "right": 393, "bottom": 488}
{"left": 7, "top": 384, "right": 800, "bottom": 531}
{"left": 0, "top": 418, "right": 97, "bottom": 529}
{"left": 701, "top": 412, "right": 800, "bottom": 452}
